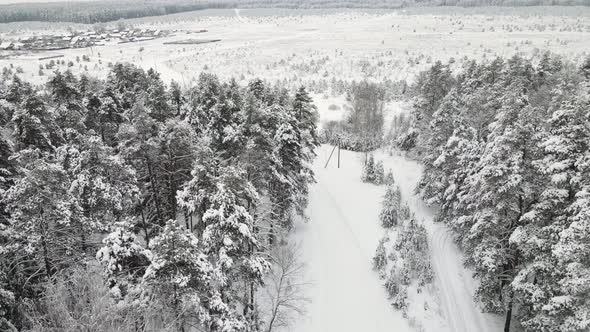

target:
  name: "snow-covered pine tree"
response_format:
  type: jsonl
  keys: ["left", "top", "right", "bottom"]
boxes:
{"left": 290, "top": 86, "right": 320, "bottom": 217}
{"left": 362, "top": 154, "right": 376, "bottom": 183}
{"left": 85, "top": 85, "right": 124, "bottom": 146}
{"left": 117, "top": 100, "right": 170, "bottom": 233}
{"left": 159, "top": 119, "right": 199, "bottom": 229}
{"left": 177, "top": 137, "right": 218, "bottom": 235}
{"left": 46, "top": 70, "right": 80, "bottom": 106}
{"left": 11, "top": 94, "right": 63, "bottom": 152}
{"left": 0, "top": 134, "right": 15, "bottom": 225}
{"left": 384, "top": 170, "right": 395, "bottom": 185}
{"left": 205, "top": 79, "right": 246, "bottom": 159}
{"left": 144, "top": 68, "right": 173, "bottom": 123}
{"left": 292, "top": 86, "right": 319, "bottom": 158}
{"left": 271, "top": 107, "right": 306, "bottom": 230}
{"left": 374, "top": 160, "right": 385, "bottom": 185}
{"left": 60, "top": 134, "right": 138, "bottom": 240}
{"left": 512, "top": 84, "right": 590, "bottom": 332}
{"left": 464, "top": 84, "right": 544, "bottom": 331}
{"left": 551, "top": 179, "right": 590, "bottom": 332}
{"left": 143, "top": 219, "right": 222, "bottom": 332}
{"left": 418, "top": 88, "right": 463, "bottom": 204}
{"left": 199, "top": 165, "right": 270, "bottom": 327}
{"left": 373, "top": 237, "right": 387, "bottom": 274}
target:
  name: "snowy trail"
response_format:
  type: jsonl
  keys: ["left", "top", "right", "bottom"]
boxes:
{"left": 289, "top": 143, "right": 503, "bottom": 332}
{"left": 376, "top": 150, "right": 504, "bottom": 332}
{"left": 289, "top": 145, "right": 413, "bottom": 332}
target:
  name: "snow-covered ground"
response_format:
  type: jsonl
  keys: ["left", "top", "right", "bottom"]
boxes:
{"left": 2, "top": 7, "right": 589, "bottom": 87}
{"left": 287, "top": 98, "right": 505, "bottom": 331}
{"left": 289, "top": 145, "right": 413, "bottom": 332}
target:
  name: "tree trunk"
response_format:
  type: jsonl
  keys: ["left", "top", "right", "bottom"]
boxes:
{"left": 504, "top": 292, "right": 513, "bottom": 332}
{"left": 41, "top": 234, "right": 52, "bottom": 279}
{"left": 140, "top": 208, "right": 150, "bottom": 247}
{"left": 146, "top": 159, "right": 164, "bottom": 224}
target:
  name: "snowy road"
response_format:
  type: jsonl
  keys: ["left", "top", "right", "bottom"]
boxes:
{"left": 290, "top": 145, "right": 413, "bottom": 332}
{"left": 289, "top": 144, "right": 503, "bottom": 332}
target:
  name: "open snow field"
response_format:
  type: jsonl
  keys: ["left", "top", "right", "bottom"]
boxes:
{"left": 1, "top": 6, "right": 589, "bottom": 87}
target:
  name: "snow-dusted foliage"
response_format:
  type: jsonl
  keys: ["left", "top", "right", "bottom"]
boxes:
{"left": 0, "top": 66, "right": 317, "bottom": 330}
{"left": 361, "top": 155, "right": 385, "bottom": 185}
{"left": 374, "top": 211, "right": 434, "bottom": 317}
{"left": 96, "top": 224, "right": 151, "bottom": 302}
{"left": 410, "top": 53, "right": 590, "bottom": 331}
{"left": 380, "top": 184, "right": 402, "bottom": 228}
{"left": 373, "top": 181, "right": 434, "bottom": 320}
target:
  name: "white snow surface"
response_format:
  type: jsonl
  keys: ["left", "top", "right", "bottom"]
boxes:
{"left": 288, "top": 100, "right": 504, "bottom": 332}
{"left": 289, "top": 146, "right": 413, "bottom": 332}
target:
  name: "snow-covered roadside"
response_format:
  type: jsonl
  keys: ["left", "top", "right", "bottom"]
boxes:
{"left": 288, "top": 145, "right": 413, "bottom": 332}
{"left": 288, "top": 143, "right": 504, "bottom": 332}
{"left": 377, "top": 102, "right": 505, "bottom": 332}
{"left": 287, "top": 97, "right": 504, "bottom": 332}
{"left": 374, "top": 149, "right": 504, "bottom": 332}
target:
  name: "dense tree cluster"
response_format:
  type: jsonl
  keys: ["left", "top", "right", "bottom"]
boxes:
{"left": 409, "top": 53, "right": 590, "bottom": 331}
{"left": 0, "top": 64, "right": 318, "bottom": 331}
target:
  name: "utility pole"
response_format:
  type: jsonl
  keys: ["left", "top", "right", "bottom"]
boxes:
{"left": 337, "top": 138, "right": 341, "bottom": 168}
{"left": 324, "top": 144, "right": 337, "bottom": 168}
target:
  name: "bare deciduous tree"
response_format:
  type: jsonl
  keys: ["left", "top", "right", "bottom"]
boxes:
{"left": 263, "top": 244, "right": 310, "bottom": 332}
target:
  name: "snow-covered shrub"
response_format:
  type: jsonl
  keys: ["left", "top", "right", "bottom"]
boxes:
{"left": 362, "top": 155, "right": 386, "bottom": 185}
{"left": 373, "top": 238, "right": 387, "bottom": 275}
{"left": 399, "top": 203, "right": 411, "bottom": 220}
{"left": 398, "top": 265, "right": 411, "bottom": 285}
{"left": 384, "top": 269, "right": 401, "bottom": 298}
{"left": 361, "top": 155, "right": 376, "bottom": 183}
{"left": 376, "top": 205, "right": 434, "bottom": 313}
{"left": 395, "top": 218, "right": 433, "bottom": 291}
{"left": 374, "top": 161, "right": 385, "bottom": 185}
{"left": 380, "top": 185, "right": 402, "bottom": 228}
{"left": 391, "top": 285, "right": 408, "bottom": 311}
{"left": 384, "top": 171, "right": 395, "bottom": 185}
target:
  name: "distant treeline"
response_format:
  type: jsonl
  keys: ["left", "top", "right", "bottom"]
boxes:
{"left": 0, "top": 1, "right": 223, "bottom": 24}
{"left": 0, "top": 0, "right": 588, "bottom": 24}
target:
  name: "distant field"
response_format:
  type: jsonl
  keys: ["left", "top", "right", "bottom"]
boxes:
{"left": 1, "top": 6, "right": 589, "bottom": 92}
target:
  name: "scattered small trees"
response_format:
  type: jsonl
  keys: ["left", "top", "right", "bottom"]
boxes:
{"left": 361, "top": 155, "right": 385, "bottom": 185}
